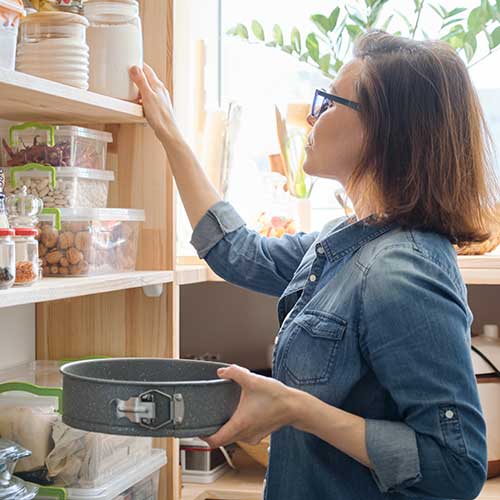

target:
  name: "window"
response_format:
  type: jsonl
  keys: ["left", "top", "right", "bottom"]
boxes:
{"left": 174, "top": 0, "right": 500, "bottom": 256}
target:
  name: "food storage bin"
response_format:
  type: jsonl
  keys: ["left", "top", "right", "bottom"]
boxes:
{"left": 0, "top": 228, "right": 15, "bottom": 289}
{"left": 13, "top": 227, "right": 39, "bottom": 285}
{"left": 1, "top": 122, "right": 113, "bottom": 169}
{"left": 0, "top": 362, "right": 154, "bottom": 486}
{"left": 37, "top": 449, "right": 166, "bottom": 500}
{"left": 38, "top": 208, "right": 144, "bottom": 277}
{"left": 17, "top": 11, "right": 89, "bottom": 89}
{"left": 0, "top": 0, "right": 25, "bottom": 70}
{"left": 5, "top": 164, "right": 114, "bottom": 209}
{"left": 85, "top": 0, "right": 143, "bottom": 100}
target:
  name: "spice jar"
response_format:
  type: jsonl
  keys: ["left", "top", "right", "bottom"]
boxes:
{"left": 13, "top": 228, "right": 39, "bottom": 286}
{"left": 6, "top": 185, "right": 44, "bottom": 228}
{"left": 16, "top": 11, "right": 89, "bottom": 89}
{"left": 85, "top": 0, "right": 143, "bottom": 100}
{"left": 0, "top": 228, "right": 15, "bottom": 290}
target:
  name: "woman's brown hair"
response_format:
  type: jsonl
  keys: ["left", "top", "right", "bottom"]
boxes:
{"left": 350, "top": 30, "right": 498, "bottom": 245}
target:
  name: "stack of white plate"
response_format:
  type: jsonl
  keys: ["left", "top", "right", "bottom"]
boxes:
{"left": 16, "top": 38, "right": 89, "bottom": 89}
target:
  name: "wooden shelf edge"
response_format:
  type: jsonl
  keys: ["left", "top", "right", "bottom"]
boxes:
{"left": 0, "top": 270, "right": 174, "bottom": 309}
{"left": 0, "top": 68, "right": 145, "bottom": 124}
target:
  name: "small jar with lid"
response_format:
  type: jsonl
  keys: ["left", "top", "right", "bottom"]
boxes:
{"left": 0, "top": 228, "right": 15, "bottom": 290}
{"left": 16, "top": 11, "right": 89, "bottom": 89}
{"left": 13, "top": 227, "right": 39, "bottom": 286}
{"left": 85, "top": 0, "right": 143, "bottom": 100}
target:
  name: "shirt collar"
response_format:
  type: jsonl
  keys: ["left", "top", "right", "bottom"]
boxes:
{"left": 318, "top": 215, "right": 397, "bottom": 263}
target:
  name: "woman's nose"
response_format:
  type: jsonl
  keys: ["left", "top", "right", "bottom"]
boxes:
{"left": 306, "top": 113, "right": 316, "bottom": 127}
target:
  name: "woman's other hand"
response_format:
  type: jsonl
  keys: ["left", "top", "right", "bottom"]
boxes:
{"left": 129, "top": 64, "right": 182, "bottom": 145}
{"left": 204, "top": 365, "right": 300, "bottom": 447}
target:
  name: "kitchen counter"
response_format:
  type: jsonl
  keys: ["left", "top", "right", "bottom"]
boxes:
{"left": 181, "top": 451, "right": 500, "bottom": 500}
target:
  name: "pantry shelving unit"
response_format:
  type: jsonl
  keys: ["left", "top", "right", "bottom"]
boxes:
{"left": 0, "top": 2, "right": 183, "bottom": 499}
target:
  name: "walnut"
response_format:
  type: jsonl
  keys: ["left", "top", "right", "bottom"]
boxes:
{"left": 39, "top": 244, "right": 47, "bottom": 258}
{"left": 41, "top": 228, "right": 59, "bottom": 249}
{"left": 58, "top": 266, "right": 69, "bottom": 276}
{"left": 75, "top": 231, "right": 91, "bottom": 252}
{"left": 69, "top": 260, "right": 88, "bottom": 276}
{"left": 67, "top": 248, "right": 83, "bottom": 265}
{"left": 58, "top": 232, "right": 74, "bottom": 250}
{"left": 50, "top": 266, "right": 59, "bottom": 275}
{"left": 46, "top": 250, "right": 63, "bottom": 265}
{"left": 60, "top": 257, "right": 69, "bottom": 268}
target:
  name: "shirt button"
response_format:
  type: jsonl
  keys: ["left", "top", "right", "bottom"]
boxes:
{"left": 309, "top": 274, "right": 317, "bottom": 282}
{"left": 274, "top": 336, "right": 279, "bottom": 345}
{"left": 317, "top": 246, "right": 325, "bottom": 255}
{"left": 445, "top": 410, "right": 454, "bottom": 419}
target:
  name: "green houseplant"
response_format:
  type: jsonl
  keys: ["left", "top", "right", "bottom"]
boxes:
{"left": 228, "top": 0, "right": 500, "bottom": 78}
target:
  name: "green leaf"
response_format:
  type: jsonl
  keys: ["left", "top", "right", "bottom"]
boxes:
{"left": 251, "top": 20, "right": 265, "bottom": 41}
{"left": 291, "top": 27, "right": 302, "bottom": 53}
{"left": 429, "top": 4, "right": 446, "bottom": 19}
{"left": 319, "top": 53, "right": 331, "bottom": 73}
{"left": 311, "top": 14, "right": 330, "bottom": 36}
{"left": 397, "top": 10, "right": 414, "bottom": 32}
{"left": 226, "top": 27, "right": 237, "bottom": 36}
{"left": 281, "top": 45, "right": 293, "bottom": 54}
{"left": 346, "top": 24, "right": 363, "bottom": 40}
{"left": 468, "top": 7, "right": 488, "bottom": 35}
{"left": 491, "top": 26, "right": 500, "bottom": 48}
{"left": 348, "top": 12, "right": 368, "bottom": 28}
{"left": 306, "top": 33, "right": 320, "bottom": 63}
{"left": 299, "top": 53, "right": 309, "bottom": 62}
{"left": 445, "top": 7, "right": 467, "bottom": 18}
{"left": 235, "top": 23, "right": 249, "bottom": 39}
{"left": 442, "top": 17, "right": 465, "bottom": 29}
{"left": 273, "top": 25, "right": 284, "bottom": 46}
{"left": 381, "top": 14, "right": 394, "bottom": 31}
{"left": 333, "top": 58, "right": 344, "bottom": 72}
{"left": 265, "top": 41, "right": 277, "bottom": 47}
{"left": 328, "top": 7, "right": 340, "bottom": 31}
{"left": 464, "top": 32, "right": 478, "bottom": 61}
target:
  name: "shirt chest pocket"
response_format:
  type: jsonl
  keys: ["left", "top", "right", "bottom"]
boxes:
{"left": 282, "top": 310, "right": 346, "bottom": 385}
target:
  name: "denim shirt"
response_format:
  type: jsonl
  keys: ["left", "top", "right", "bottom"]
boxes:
{"left": 191, "top": 201, "right": 487, "bottom": 500}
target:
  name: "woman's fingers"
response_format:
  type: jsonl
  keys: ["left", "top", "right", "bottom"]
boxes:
{"left": 217, "top": 364, "right": 252, "bottom": 385}
{"left": 205, "top": 417, "right": 245, "bottom": 448}
{"left": 143, "top": 63, "right": 164, "bottom": 90}
{"left": 129, "top": 65, "right": 153, "bottom": 95}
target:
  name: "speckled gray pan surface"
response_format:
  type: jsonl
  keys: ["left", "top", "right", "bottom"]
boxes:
{"left": 60, "top": 358, "right": 241, "bottom": 437}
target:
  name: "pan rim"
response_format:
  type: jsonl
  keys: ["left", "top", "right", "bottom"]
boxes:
{"left": 60, "top": 357, "right": 236, "bottom": 387}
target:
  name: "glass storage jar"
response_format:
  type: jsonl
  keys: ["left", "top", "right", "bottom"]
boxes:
{"left": 16, "top": 11, "right": 89, "bottom": 89}
{"left": 13, "top": 227, "right": 39, "bottom": 286}
{"left": 0, "top": 228, "right": 15, "bottom": 290}
{"left": 85, "top": 0, "right": 143, "bottom": 100}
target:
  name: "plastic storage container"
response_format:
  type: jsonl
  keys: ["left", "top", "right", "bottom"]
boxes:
{"left": 17, "top": 11, "right": 89, "bottom": 89}
{"left": 38, "top": 208, "right": 144, "bottom": 277}
{"left": 0, "top": 228, "right": 15, "bottom": 289}
{"left": 85, "top": 0, "right": 143, "bottom": 100}
{"left": 13, "top": 227, "right": 39, "bottom": 285}
{"left": 1, "top": 123, "right": 113, "bottom": 169}
{"left": 37, "top": 449, "right": 166, "bottom": 500}
{"left": 0, "top": 0, "right": 25, "bottom": 70}
{"left": 5, "top": 164, "right": 114, "bottom": 209}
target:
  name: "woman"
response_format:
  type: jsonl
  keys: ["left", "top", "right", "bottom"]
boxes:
{"left": 130, "top": 31, "right": 495, "bottom": 500}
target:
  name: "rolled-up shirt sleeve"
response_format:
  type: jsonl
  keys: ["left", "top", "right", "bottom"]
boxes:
{"left": 360, "top": 245, "right": 487, "bottom": 499}
{"left": 190, "top": 201, "right": 318, "bottom": 296}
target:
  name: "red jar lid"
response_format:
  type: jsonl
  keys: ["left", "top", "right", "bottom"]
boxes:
{"left": 0, "top": 228, "right": 14, "bottom": 237}
{"left": 14, "top": 228, "right": 38, "bottom": 237}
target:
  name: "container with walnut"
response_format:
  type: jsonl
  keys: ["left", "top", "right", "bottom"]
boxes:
{"left": 13, "top": 227, "right": 39, "bottom": 286}
{"left": 38, "top": 208, "right": 144, "bottom": 277}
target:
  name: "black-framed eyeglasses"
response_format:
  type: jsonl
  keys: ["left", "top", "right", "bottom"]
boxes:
{"left": 311, "top": 89, "right": 361, "bottom": 118}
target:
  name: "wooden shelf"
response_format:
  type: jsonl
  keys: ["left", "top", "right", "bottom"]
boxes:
{"left": 182, "top": 450, "right": 265, "bottom": 500}
{"left": 0, "top": 69, "right": 145, "bottom": 124}
{"left": 175, "top": 265, "right": 209, "bottom": 285}
{"left": 458, "top": 255, "right": 500, "bottom": 285}
{"left": 0, "top": 271, "right": 174, "bottom": 309}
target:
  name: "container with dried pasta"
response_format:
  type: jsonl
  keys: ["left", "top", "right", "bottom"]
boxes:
{"left": 38, "top": 208, "right": 144, "bottom": 277}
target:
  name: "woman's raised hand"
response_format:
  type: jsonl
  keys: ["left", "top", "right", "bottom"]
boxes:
{"left": 129, "top": 64, "right": 182, "bottom": 146}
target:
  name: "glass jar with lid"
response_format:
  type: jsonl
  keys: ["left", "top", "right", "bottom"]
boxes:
{"left": 0, "top": 228, "right": 15, "bottom": 290}
{"left": 16, "top": 11, "right": 89, "bottom": 89}
{"left": 85, "top": 0, "right": 143, "bottom": 100}
{"left": 6, "top": 185, "right": 44, "bottom": 228}
{"left": 13, "top": 227, "right": 39, "bottom": 286}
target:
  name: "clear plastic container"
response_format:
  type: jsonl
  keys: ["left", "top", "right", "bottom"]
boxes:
{"left": 1, "top": 123, "right": 113, "bottom": 169}
{"left": 5, "top": 164, "right": 114, "bottom": 209}
{"left": 0, "top": 228, "right": 15, "bottom": 289}
{"left": 37, "top": 449, "right": 166, "bottom": 500}
{"left": 85, "top": 0, "right": 143, "bottom": 101}
{"left": 0, "top": 0, "right": 25, "bottom": 70}
{"left": 17, "top": 11, "right": 89, "bottom": 89}
{"left": 13, "top": 227, "right": 39, "bottom": 286}
{"left": 38, "top": 208, "right": 144, "bottom": 277}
